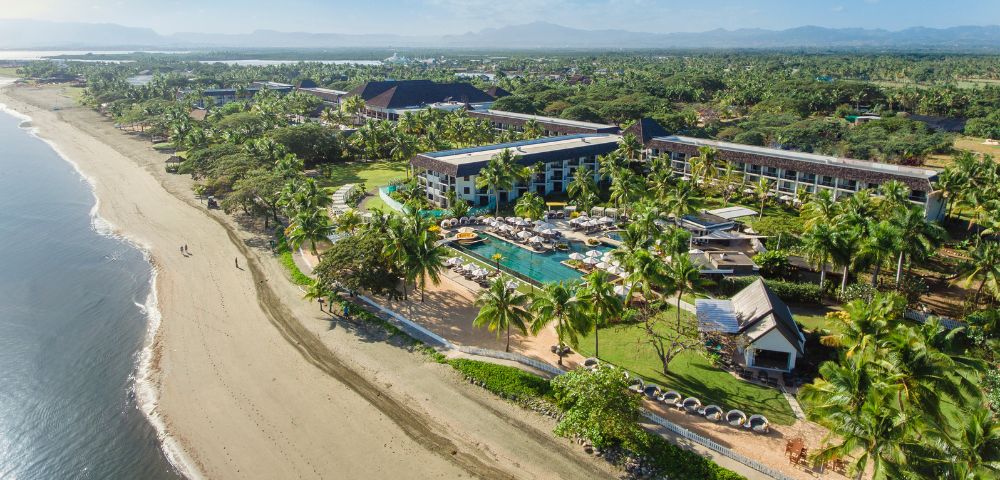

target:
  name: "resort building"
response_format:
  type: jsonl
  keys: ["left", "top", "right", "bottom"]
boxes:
{"left": 468, "top": 110, "right": 621, "bottom": 137}
{"left": 298, "top": 87, "right": 349, "bottom": 107}
{"left": 696, "top": 279, "right": 805, "bottom": 372}
{"left": 178, "top": 81, "right": 294, "bottom": 108}
{"left": 347, "top": 80, "right": 496, "bottom": 121}
{"left": 647, "top": 135, "right": 945, "bottom": 220}
{"left": 411, "top": 134, "right": 621, "bottom": 208}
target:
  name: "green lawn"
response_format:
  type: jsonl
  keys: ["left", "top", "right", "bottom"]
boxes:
{"left": 0, "top": 67, "right": 21, "bottom": 78}
{"left": 325, "top": 161, "right": 407, "bottom": 191}
{"left": 577, "top": 309, "right": 797, "bottom": 425}
{"left": 359, "top": 194, "right": 395, "bottom": 214}
{"left": 790, "top": 305, "right": 841, "bottom": 334}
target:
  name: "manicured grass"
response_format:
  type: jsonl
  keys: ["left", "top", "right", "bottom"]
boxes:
{"left": 790, "top": 305, "right": 841, "bottom": 333}
{"left": 359, "top": 194, "right": 395, "bottom": 214}
{"left": 926, "top": 135, "right": 1000, "bottom": 169}
{"left": 0, "top": 67, "right": 21, "bottom": 78}
{"left": 325, "top": 161, "right": 407, "bottom": 191}
{"left": 577, "top": 309, "right": 797, "bottom": 425}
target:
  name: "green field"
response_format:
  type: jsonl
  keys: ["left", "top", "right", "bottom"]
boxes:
{"left": 790, "top": 305, "right": 840, "bottom": 333}
{"left": 0, "top": 67, "right": 21, "bottom": 78}
{"left": 577, "top": 308, "right": 797, "bottom": 425}
{"left": 325, "top": 161, "right": 407, "bottom": 190}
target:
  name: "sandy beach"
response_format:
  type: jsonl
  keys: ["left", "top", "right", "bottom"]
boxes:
{"left": 0, "top": 82, "right": 616, "bottom": 479}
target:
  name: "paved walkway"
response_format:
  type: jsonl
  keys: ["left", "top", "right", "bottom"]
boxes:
{"left": 329, "top": 183, "right": 356, "bottom": 214}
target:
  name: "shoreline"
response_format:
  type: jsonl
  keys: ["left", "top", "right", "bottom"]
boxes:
{"left": 0, "top": 87, "right": 201, "bottom": 479}
{"left": 0, "top": 81, "right": 616, "bottom": 479}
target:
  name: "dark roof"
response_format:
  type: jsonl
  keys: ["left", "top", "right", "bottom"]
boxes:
{"left": 485, "top": 86, "right": 512, "bottom": 98}
{"left": 348, "top": 80, "right": 493, "bottom": 109}
{"left": 649, "top": 136, "right": 939, "bottom": 193}
{"left": 296, "top": 79, "right": 318, "bottom": 88}
{"left": 731, "top": 279, "right": 804, "bottom": 354}
{"left": 625, "top": 117, "right": 670, "bottom": 144}
{"left": 468, "top": 110, "right": 620, "bottom": 135}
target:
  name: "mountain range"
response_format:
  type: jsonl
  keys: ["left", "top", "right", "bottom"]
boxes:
{"left": 3, "top": 19, "right": 1000, "bottom": 51}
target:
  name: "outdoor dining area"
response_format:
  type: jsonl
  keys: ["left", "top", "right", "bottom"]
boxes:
{"left": 566, "top": 250, "right": 627, "bottom": 277}
{"left": 483, "top": 217, "right": 564, "bottom": 251}
{"left": 785, "top": 437, "right": 849, "bottom": 475}
{"left": 567, "top": 212, "right": 619, "bottom": 234}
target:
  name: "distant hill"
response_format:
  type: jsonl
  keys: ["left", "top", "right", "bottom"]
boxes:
{"left": 2, "top": 19, "right": 1000, "bottom": 51}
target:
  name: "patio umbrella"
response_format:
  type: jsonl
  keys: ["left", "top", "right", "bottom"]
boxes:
{"left": 458, "top": 226, "right": 475, "bottom": 234}
{"left": 515, "top": 219, "right": 530, "bottom": 227}
{"left": 596, "top": 262, "right": 610, "bottom": 270}
{"left": 506, "top": 216, "right": 518, "bottom": 223}
{"left": 505, "top": 280, "right": 520, "bottom": 290}
{"left": 528, "top": 235, "right": 545, "bottom": 243}
{"left": 542, "top": 228, "right": 559, "bottom": 236}
{"left": 568, "top": 252, "right": 585, "bottom": 261}
{"left": 463, "top": 263, "right": 477, "bottom": 272}
{"left": 516, "top": 230, "right": 532, "bottom": 239}
{"left": 536, "top": 222, "right": 556, "bottom": 230}
{"left": 584, "top": 256, "right": 600, "bottom": 265}
{"left": 608, "top": 266, "right": 626, "bottom": 276}
{"left": 585, "top": 249, "right": 603, "bottom": 257}
{"left": 446, "top": 257, "right": 461, "bottom": 266}
{"left": 613, "top": 284, "right": 629, "bottom": 296}
{"left": 598, "top": 216, "right": 614, "bottom": 224}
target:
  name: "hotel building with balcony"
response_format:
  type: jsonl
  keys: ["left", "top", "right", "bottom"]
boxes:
{"left": 410, "top": 134, "right": 620, "bottom": 208}
{"left": 647, "top": 135, "right": 945, "bottom": 220}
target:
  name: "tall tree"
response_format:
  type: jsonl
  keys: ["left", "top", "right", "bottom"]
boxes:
{"left": 530, "top": 281, "right": 589, "bottom": 366}
{"left": 473, "top": 277, "right": 530, "bottom": 352}
{"left": 577, "top": 270, "right": 623, "bottom": 358}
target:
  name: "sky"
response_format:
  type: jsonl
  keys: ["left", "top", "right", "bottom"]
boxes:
{"left": 1, "top": 0, "right": 999, "bottom": 36}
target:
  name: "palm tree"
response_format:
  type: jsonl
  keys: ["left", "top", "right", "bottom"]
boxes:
{"left": 530, "top": 281, "right": 589, "bottom": 366}
{"left": 801, "top": 222, "right": 837, "bottom": 287}
{"left": 410, "top": 230, "right": 446, "bottom": 302}
{"left": 616, "top": 132, "right": 643, "bottom": 162}
{"left": 473, "top": 277, "right": 530, "bottom": 352}
{"left": 341, "top": 95, "right": 366, "bottom": 125}
{"left": 754, "top": 177, "right": 773, "bottom": 219}
{"left": 621, "top": 248, "right": 666, "bottom": 305}
{"left": 878, "top": 180, "right": 910, "bottom": 215}
{"left": 567, "top": 167, "right": 598, "bottom": 212}
{"left": 962, "top": 240, "right": 1000, "bottom": 304}
{"left": 521, "top": 119, "right": 543, "bottom": 139}
{"left": 857, "top": 220, "right": 902, "bottom": 287}
{"left": 608, "top": 168, "right": 643, "bottom": 217}
{"left": 577, "top": 270, "right": 623, "bottom": 358}
{"left": 689, "top": 145, "right": 719, "bottom": 185}
{"left": 285, "top": 208, "right": 335, "bottom": 256}
{"left": 940, "top": 408, "right": 1000, "bottom": 479}
{"left": 803, "top": 189, "right": 840, "bottom": 230}
{"left": 663, "top": 255, "right": 702, "bottom": 328}
{"left": 475, "top": 149, "right": 528, "bottom": 215}
{"left": 335, "top": 208, "right": 363, "bottom": 235}
{"left": 891, "top": 206, "right": 945, "bottom": 287}
{"left": 663, "top": 181, "right": 694, "bottom": 224}
{"left": 514, "top": 192, "right": 546, "bottom": 220}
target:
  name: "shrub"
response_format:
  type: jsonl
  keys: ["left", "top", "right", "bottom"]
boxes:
{"left": 755, "top": 250, "right": 791, "bottom": 279}
{"left": 720, "top": 276, "right": 822, "bottom": 304}
{"left": 447, "top": 359, "right": 551, "bottom": 401}
{"left": 837, "top": 282, "right": 877, "bottom": 303}
{"left": 552, "top": 366, "right": 645, "bottom": 450}
{"left": 274, "top": 230, "right": 314, "bottom": 286}
{"left": 640, "top": 433, "right": 746, "bottom": 480}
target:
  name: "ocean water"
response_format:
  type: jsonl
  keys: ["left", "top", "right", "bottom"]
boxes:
{"left": 0, "top": 110, "right": 180, "bottom": 479}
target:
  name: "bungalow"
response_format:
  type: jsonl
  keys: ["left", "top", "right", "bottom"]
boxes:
{"left": 696, "top": 279, "right": 805, "bottom": 372}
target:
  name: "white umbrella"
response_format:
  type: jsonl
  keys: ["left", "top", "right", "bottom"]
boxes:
{"left": 463, "top": 263, "right": 477, "bottom": 272}
{"left": 446, "top": 257, "right": 461, "bottom": 266}
{"left": 505, "top": 280, "right": 520, "bottom": 290}
{"left": 458, "top": 226, "right": 475, "bottom": 234}
{"left": 515, "top": 219, "right": 530, "bottom": 227}
{"left": 598, "top": 216, "right": 614, "bottom": 224}
{"left": 744, "top": 187, "right": 755, "bottom": 194}
{"left": 689, "top": 248, "right": 704, "bottom": 254}
{"left": 506, "top": 216, "right": 518, "bottom": 223}
{"left": 614, "top": 284, "right": 629, "bottom": 296}
{"left": 585, "top": 249, "right": 603, "bottom": 258}
{"left": 528, "top": 235, "right": 545, "bottom": 243}
{"left": 596, "top": 262, "right": 610, "bottom": 270}
{"left": 568, "top": 252, "right": 585, "bottom": 261}
{"left": 609, "top": 266, "right": 626, "bottom": 276}
{"left": 542, "top": 228, "right": 559, "bottom": 236}
{"left": 516, "top": 230, "right": 532, "bottom": 239}
{"left": 601, "top": 252, "right": 613, "bottom": 261}
{"left": 584, "top": 256, "right": 600, "bottom": 265}
{"left": 536, "top": 222, "right": 556, "bottom": 230}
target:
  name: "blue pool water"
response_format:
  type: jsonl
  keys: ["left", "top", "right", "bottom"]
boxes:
{"left": 461, "top": 236, "right": 611, "bottom": 284}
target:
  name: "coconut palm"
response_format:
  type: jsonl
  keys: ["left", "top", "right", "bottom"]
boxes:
{"left": 878, "top": 180, "right": 910, "bottom": 215}
{"left": 473, "top": 277, "right": 530, "bottom": 352}
{"left": 530, "top": 281, "right": 589, "bottom": 366}
{"left": 891, "top": 206, "right": 945, "bottom": 287}
{"left": 341, "top": 95, "right": 366, "bottom": 125}
{"left": 689, "top": 145, "right": 719, "bottom": 185}
{"left": 285, "top": 208, "right": 335, "bottom": 256}
{"left": 663, "top": 255, "right": 702, "bottom": 328}
{"left": 514, "top": 192, "right": 546, "bottom": 220}
{"left": 856, "top": 220, "right": 903, "bottom": 287}
{"left": 608, "top": 167, "right": 643, "bottom": 217}
{"left": 521, "top": 119, "right": 543, "bottom": 139}
{"left": 962, "top": 240, "right": 1000, "bottom": 304}
{"left": 663, "top": 181, "right": 694, "bottom": 224}
{"left": 621, "top": 248, "right": 666, "bottom": 305}
{"left": 801, "top": 222, "right": 837, "bottom": 287}
{"left": 803, "top": 189, "right": 840, "bottom": 230}
{"left": 475, "top": 149, "right": 528, "bottom": 215}
{"left": 410, "top": 230, "right": 446, "bottom": 302}
{"left": 303, "top": 281, "right": 334, "bottom": 312}
{"left": 616, "top": 132, "right": 644, "bottom": 162}
{"left": 577, "top": 270, "right": 623, "bottom": 358}
{"left": 335, "top": 208, "right": 363, "bottom": 235}
{"left": 754, "top": 177, "right": 773, "bottom": 219}
{"left": 567, "top": 167, "right": 598, "bottom": 210}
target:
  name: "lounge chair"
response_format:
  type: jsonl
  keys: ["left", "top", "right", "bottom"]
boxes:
{"left": 642, "top": 384, "right": 662, "bottom": 399}
{"left": 746, "top": 414, "right": 770, "bottom": 433}
{"left": 627, "top": 377, "right": 644, "bottom": 393}
{"left": 583, "top": 358, "right": 600, "bottom": 370}
{"left": 700, "top": 405, "right": 724, "bottom": 421}
{"left": 681, "top": 397, "right": 702, "bottom": 413}
{"left": 659, "top": 390, "right": 682, "bottom": 404}
{"left": 726, "top": 409, "right": 748, "bottom": 427}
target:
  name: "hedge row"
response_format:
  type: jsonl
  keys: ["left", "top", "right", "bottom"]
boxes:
{"left": 719, "top": 276, "right": 822, "bottom": 304}
{"left": 447, "top": 358, "right": 552, "bottom": 401}
{"left": 643, "top": 433, "right": 746, "bottom": 480}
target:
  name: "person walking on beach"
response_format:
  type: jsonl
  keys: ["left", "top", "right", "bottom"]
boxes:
{"left": 235, "top": 257, "right": 239, "bottom": 269}
{"left": 183, "top": 244, "right": 188, "bottom": 254}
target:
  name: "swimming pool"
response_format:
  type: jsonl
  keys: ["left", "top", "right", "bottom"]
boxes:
{"left": 458, "top": 236, "right": 611, "bottom": 284}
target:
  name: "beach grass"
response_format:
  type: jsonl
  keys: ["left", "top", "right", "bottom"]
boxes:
{"left": 577, "top": 309, "right": 797, "bottom": 425}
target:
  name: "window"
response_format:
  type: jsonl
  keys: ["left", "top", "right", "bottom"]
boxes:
{"left": 463, "top": 186, "right": 470, "bottom": 195}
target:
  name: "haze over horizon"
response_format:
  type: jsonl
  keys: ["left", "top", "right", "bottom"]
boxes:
{"left": 2, "top": 0, "right": 999, "bottom": 37}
